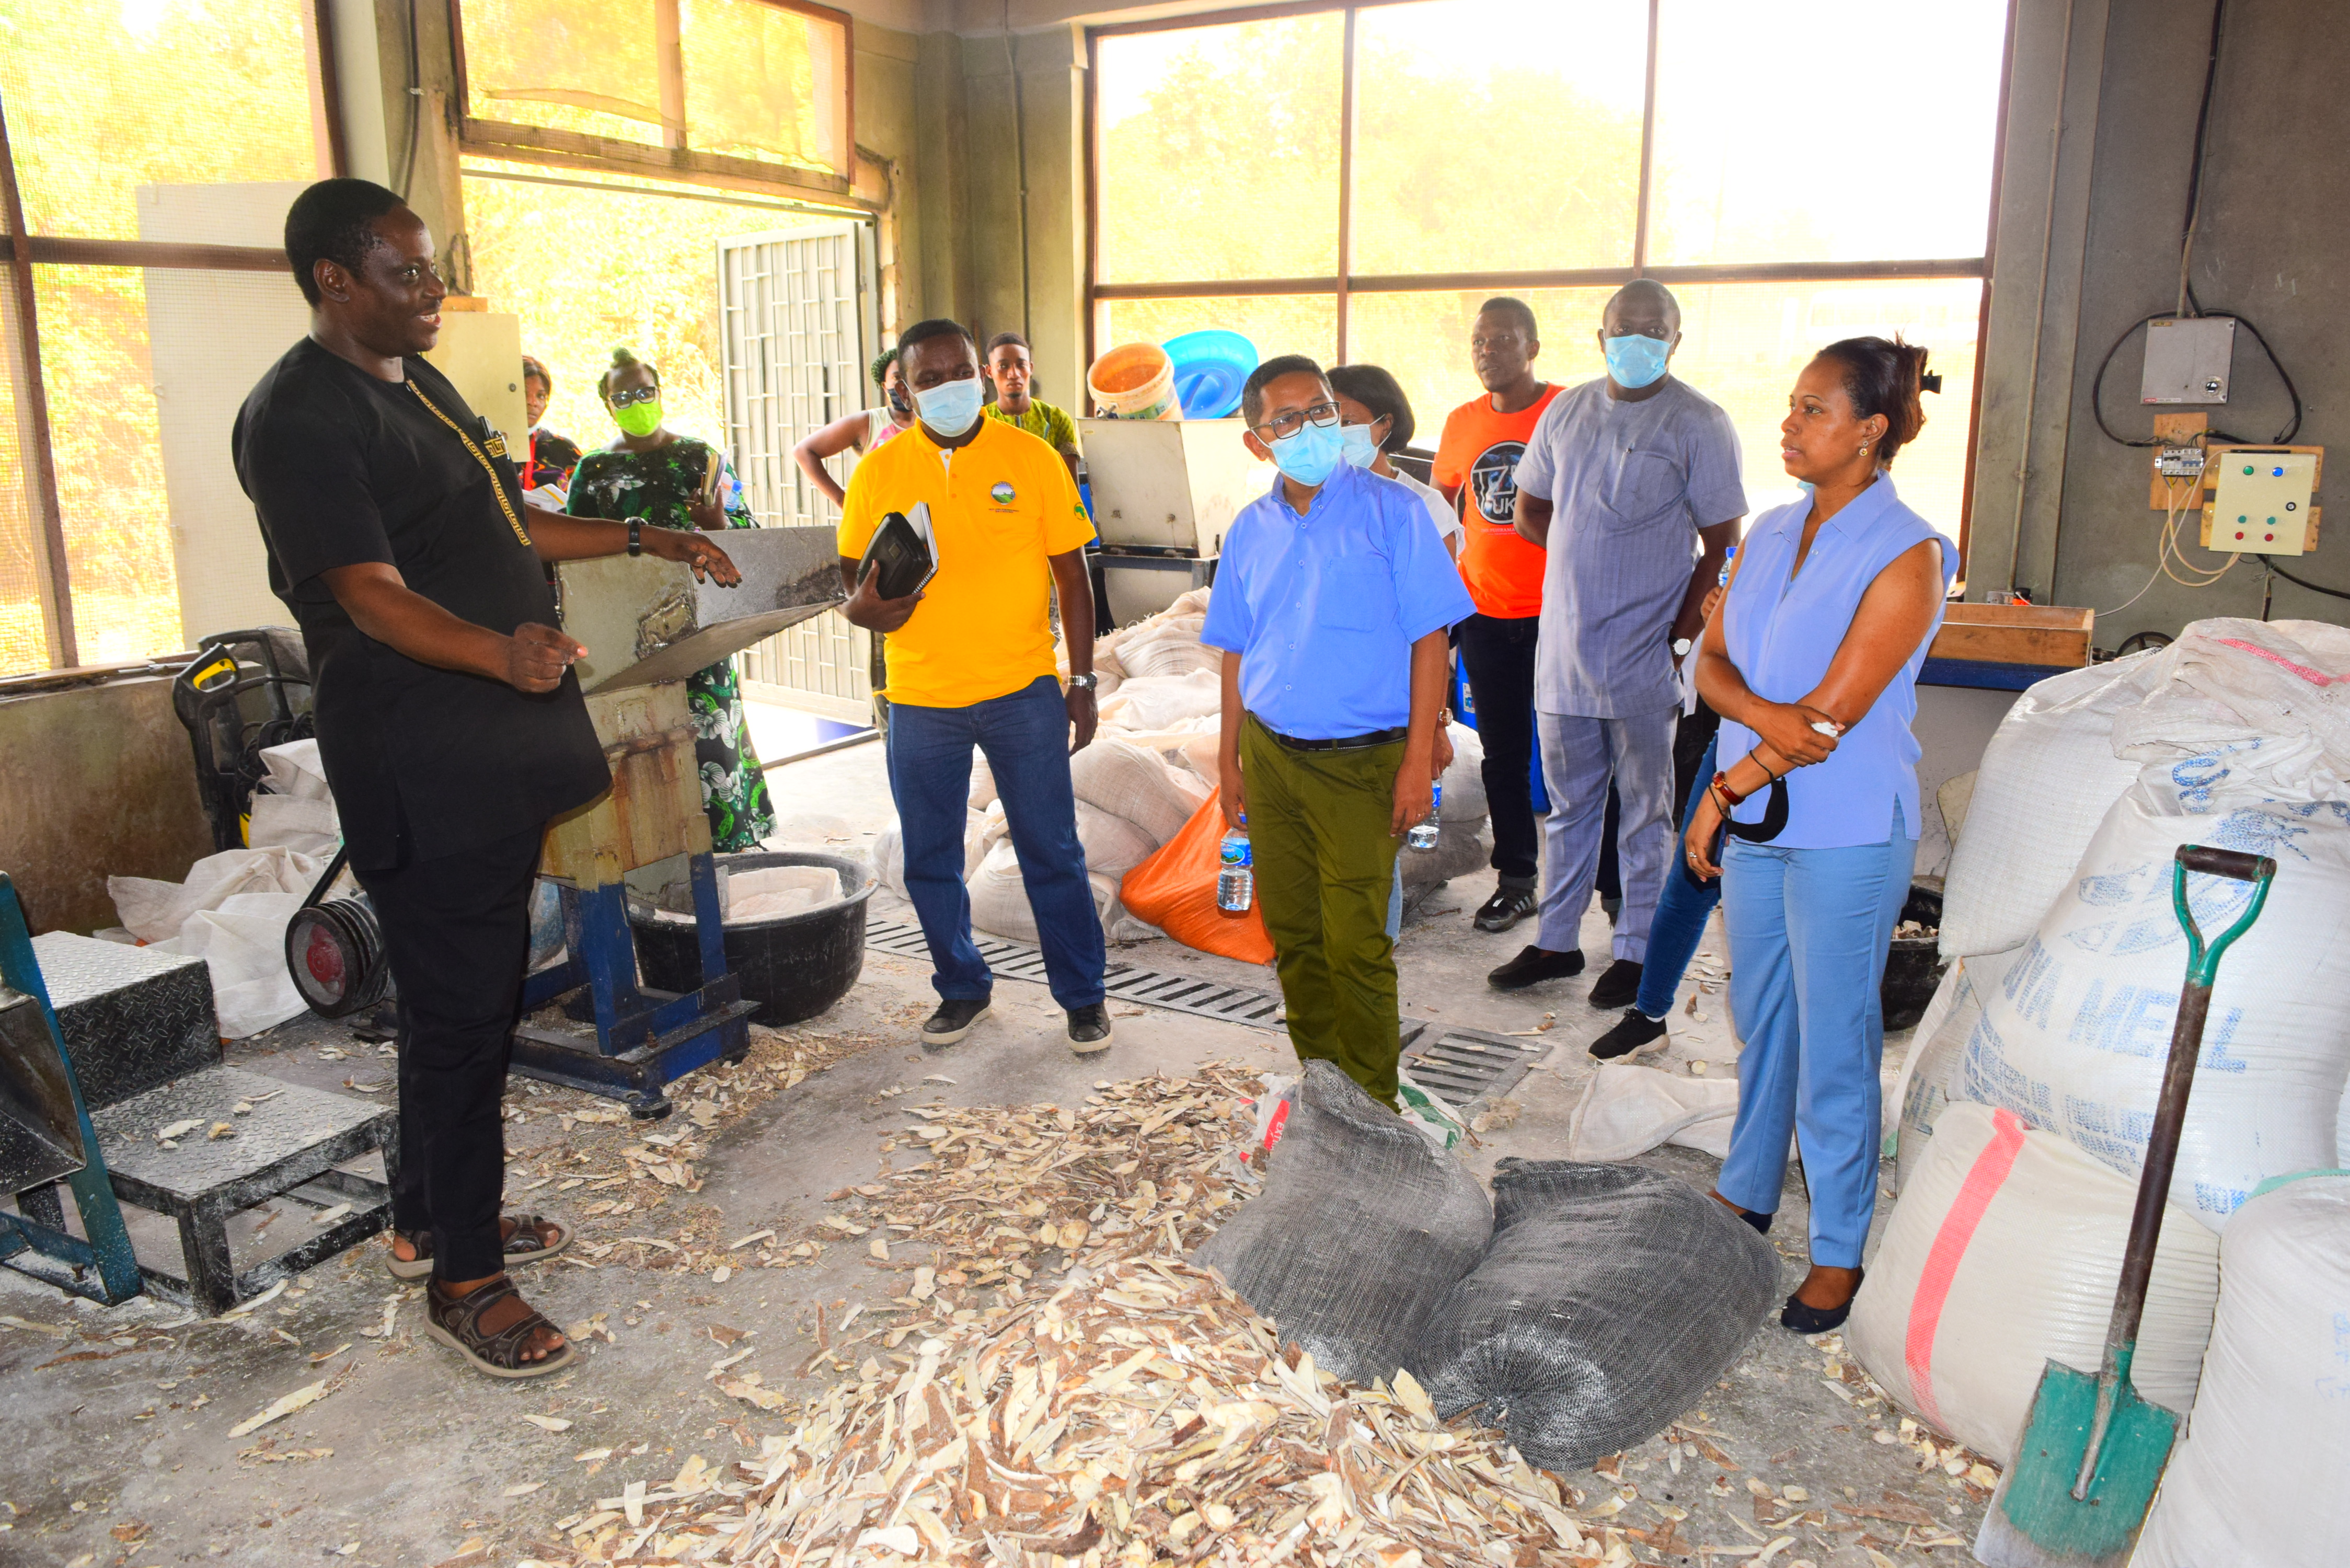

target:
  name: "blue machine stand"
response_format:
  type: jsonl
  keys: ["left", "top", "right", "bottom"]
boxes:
{"left": 512, "top": 851, "right": 754, "bottom": 1121}
{"left": 0, "top": 874, "right": 143, "bottom": 1304}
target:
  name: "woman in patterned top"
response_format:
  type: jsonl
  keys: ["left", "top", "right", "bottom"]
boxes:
{"left": 566, "top": 347, "right": 775, "bottom": 852}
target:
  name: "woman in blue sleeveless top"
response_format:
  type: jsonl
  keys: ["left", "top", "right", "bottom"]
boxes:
{"left": 1685, "top": 337, "right": 1955, "bottom": 1334}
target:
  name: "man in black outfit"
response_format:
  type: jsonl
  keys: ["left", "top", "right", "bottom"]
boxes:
{"left": 233, "top": 178, "right": 738, "bottom": 1377}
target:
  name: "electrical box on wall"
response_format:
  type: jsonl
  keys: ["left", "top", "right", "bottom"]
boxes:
{"left": 2200, "top": 448, "right": 2322, "bottom": 556}
{"left": 2141, "top": 315, "right": 2236, "bottom": 403}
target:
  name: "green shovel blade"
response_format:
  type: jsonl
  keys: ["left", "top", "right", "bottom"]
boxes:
{"left": 1975, "top": 1358, "right": 2178, "bottom": 1567}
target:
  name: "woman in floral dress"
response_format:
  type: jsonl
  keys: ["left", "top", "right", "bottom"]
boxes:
{"left": 567, "top": 347, "right": 775, "bottom": 852}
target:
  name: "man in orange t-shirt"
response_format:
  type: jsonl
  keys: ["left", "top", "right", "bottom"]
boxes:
{"left": 1432, "top": 297, "right": 1562, "bottom": 932}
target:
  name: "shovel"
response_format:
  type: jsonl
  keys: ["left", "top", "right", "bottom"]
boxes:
{"left": 1974, "top": 843, "right": 2274, "bottom": 1568}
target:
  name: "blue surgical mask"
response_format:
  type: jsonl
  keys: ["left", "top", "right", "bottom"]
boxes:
{"left": 914, "top": 375, "right": 984, "bottom": 437}
{"left": 1339, "top": 424, "right": 1381, "bottom": 469}
{"left": 1268, "top": 419, "right": 1345, "bottom": 487}
{"left": 1603, "top": 333, "right": 1671, "bottom": 390}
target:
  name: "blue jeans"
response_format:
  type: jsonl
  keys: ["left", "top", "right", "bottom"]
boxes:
{"left": 1717, "top": 804, "right": 1916, "bottom": 1269}
{"left": 885, "top": 676, "right": 1105, "bottom": 1010}
{"left": 1634, "top": 737, "right": 1722, "bottom": 1018}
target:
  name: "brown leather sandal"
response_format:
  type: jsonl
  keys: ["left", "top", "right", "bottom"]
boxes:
{"left": 387, "top": 1213, "right": 570, "bottom": 1281}
{"left": 424, "top": 1275, "right": 575, "bottom": 1379}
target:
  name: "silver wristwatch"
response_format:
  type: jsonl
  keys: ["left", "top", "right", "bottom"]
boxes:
{"left": 1066, "top": 673, "right": 1098, "bottom": 691}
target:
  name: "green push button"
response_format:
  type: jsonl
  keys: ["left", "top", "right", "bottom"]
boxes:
{"left": 2244, "top": 465, "right": 2255, "bottom": 474}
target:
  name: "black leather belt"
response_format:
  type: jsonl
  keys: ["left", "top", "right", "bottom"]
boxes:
{"left": 1262, "top": 722, "right": 1408, "bottom": 752}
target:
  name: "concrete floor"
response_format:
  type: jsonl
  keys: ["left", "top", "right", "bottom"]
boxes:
{"left": 0, "top": 739, "right": 1991, "bottom": 1567}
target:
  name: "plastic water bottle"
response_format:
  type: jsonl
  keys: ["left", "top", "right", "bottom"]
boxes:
{"left": 1719, "top": 544, "right": 1738, "bottom": 587}
{"left": 1408, "top": 782, "right": 1442, "bottom": 851}
{"left": 1216, "top": 814, "right": 1253, "bottom": 914}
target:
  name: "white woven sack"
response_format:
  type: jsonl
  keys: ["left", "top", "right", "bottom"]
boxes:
{"left": 1938, "top": 654, "right": 2158, "bottom": 958}
{"left": 2136, "top": 1175, "right": 2350, "bottom": 1568}
{"left": 965, "top": 839, "right": 1120, "bottom": 943}
{"left": 1846, "top": 1102, "right": 2220, "bottom": 1465}
{"left": 2111, "top": 616, "right": 2350, "bottom": 768}
{"left": 1097, "top": 670, "right": 1222, "bottom": 731}
{"left": 1887, "top": 949, "right": 2019, "bottom": 1191}
{"left": 1959, "top": 746, "right": 2350, "bottom": 1230}
{"left": 1070, "top": 739, "right": 1199, "bottom": 845}
{"left": 871, "top": 810, "right": 988, "bottom": 900}
{"left": 1074, "top": 802, "right": 1156, "bottom": 877}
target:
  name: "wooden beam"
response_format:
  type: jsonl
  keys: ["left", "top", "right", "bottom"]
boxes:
{"left": 0, "top": 95, "right": 75, "bottom": 670}
{"left": 459, "top": 119, "right": 863, "bottom": 205}
{"left": 0, "top": 236, "right": 289, "bottom": 272}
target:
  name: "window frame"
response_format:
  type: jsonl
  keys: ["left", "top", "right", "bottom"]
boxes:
{"left": 1084, "top": 0, "right": 2017, "bottom": 559}
{"left": 448, "top": 0, "right": 864, "bottom": 204}
{"left": 0, "top": 0, "right": 344, "bottom": 671}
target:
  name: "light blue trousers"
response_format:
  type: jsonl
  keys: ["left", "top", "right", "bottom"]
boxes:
{"left": 1717, "top": 804, "right": 1915, "bottom": 1269}
{"left": 1534, "top": 708, "right": 1678, "bottom": 961}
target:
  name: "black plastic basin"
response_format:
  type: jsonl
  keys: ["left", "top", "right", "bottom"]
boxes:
{"left": 629, "top": 850, "right": 873, "bottom": 1027}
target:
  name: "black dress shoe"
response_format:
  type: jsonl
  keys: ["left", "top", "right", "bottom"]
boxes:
{"left": 1487, "top": 945, "right": 1585, "bottom": 991}
{"left": 1589, "top": 1008, "right": 1668, "bottom": 1062}
{"left": 1473, "top": 885, "right": 1537, "bottom": 933}
{"left": 1066, "top": 1002, "right": 1114, "bottom": 1055}
{"left": 1588, "top": 958, "right": 1644, "bottom": 1009}
{"left": 919, "top": 996, "right": 990, "bottom": 1047}
{"left": 1780, "top": 1267, "right": 1864, "bottom": 1334}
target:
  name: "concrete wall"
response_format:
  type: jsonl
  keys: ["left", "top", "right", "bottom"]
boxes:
{"left": 0, "top": 674, "right": 215, "bottom": 936}
{"left": 1971, "top": 0, "right": 2348, "bottom": 643}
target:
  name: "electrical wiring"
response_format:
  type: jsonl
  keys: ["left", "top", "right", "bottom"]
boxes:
{"left": 2266, "top": 560, "right": 2350, "bottom": 602}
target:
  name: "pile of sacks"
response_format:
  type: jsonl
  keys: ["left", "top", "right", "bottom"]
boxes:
{"left": 103, "top": 739, "right": 343, "bottom": 1037}
{"left": 1197, "top": 1060, "right": 1779, "bottom": 1470}
{"left": 1848, "top": 618, "right": 2350, "bottom": 1562}
{"left": 873, "top": 586, "right": 1493, "bottom": 950}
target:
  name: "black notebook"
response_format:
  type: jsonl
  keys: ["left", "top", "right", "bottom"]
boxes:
{"left": 857, "top": 503, "right": 938, "bottom": 599}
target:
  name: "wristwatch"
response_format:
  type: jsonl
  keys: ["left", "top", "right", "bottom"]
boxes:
{"left": 1672, "top": 636, "right": 1694, "bottom": 656}
{"left": 1066, "top": 673, "right": 1098, "bottom": 692}
{"left": 627, "top": 518, "right": 643, "bottom": 558}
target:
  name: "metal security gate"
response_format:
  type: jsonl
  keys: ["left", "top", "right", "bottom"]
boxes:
{"left": 719, "top": 221, "right": 878, "bottom": 726}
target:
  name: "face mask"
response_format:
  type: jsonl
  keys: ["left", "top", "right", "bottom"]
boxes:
{"left": 1339, "top": 424, "right": 1381, "bottom": 469}
{"left": 886, "top": 385, "right": 911, "bottom": 416}
{"left": 612, "top": 397, "right": 663, "bottom": 437}
{"left": 1267, "top": 419, "right": 1344, "bottom": 487}
{"left": 1603, "top": 333, "right": 1671, "bottom": 390}
{"left": 914, "top": 375, "right": 984, "bottom": 437}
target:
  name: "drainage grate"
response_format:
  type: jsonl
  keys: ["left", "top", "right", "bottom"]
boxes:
{"left": 866, "top": 922, "right": 1548, "bottom": 1103}
{"left": 865, "top": 921, "right": 1287, "bottom": 1030}
{"left": 1398, "top": 1024, "right": 1553, "bottom": 1109}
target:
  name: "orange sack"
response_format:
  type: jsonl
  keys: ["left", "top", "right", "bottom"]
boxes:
{"left": 1119, "top": 788, "right": 1275, "bottom": 966}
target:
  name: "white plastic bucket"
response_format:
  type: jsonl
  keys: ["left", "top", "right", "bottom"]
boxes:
{"left": 1087, "top": 342, "right": 1182, "bottom": 421}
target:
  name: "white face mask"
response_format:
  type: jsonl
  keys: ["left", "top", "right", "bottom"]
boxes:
{"left": 914, "top": 375, "right": 984, "bottom": 437}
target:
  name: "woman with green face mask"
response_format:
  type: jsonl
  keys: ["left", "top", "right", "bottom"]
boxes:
{"left": 566, "top": 347, "right": 775, "bottom": 852}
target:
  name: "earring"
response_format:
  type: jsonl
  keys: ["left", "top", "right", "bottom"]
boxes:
{"left": 1859, "top": 444, "right": 1871, "bottom": 455}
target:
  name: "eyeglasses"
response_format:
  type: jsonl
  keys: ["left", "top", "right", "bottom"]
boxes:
{"left": 1250, "top": 401, "right": 1341, "bottom": 442}
{"left": 609, "top": 386, "right": 660, "bottom": 407}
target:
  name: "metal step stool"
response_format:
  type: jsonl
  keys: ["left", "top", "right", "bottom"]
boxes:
{"left": 89, "top": 1065, "right": 395, "bottom": 1313}
{"left": 18, "top": 932, "right": 396, "bottom": 1313}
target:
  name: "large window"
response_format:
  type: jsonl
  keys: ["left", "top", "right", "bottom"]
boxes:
{"left": 1090, "top": 0, "right": 2011, "bottom": 545}
{"left": 1, "top": 0, "right": 332, "bottom": 675}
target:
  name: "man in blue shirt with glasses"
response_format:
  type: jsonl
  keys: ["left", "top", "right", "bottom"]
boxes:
{"left": 1203, "top": 356, "right": 1474, "bottom": 1106}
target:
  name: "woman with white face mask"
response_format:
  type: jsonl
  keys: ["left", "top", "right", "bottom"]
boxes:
{"left": 1328, "top": 363, "right": 1461, "bottom": 560}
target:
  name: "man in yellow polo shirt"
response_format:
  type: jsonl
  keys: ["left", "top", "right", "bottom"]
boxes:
{"left": 838, "top": 318, "right": 1110, "bottom": 1054}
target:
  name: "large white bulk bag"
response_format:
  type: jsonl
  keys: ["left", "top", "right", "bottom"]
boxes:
{"left": 1939, "top": 618, "right": 2350, "bottom": 960}
{"left": 966, "top": 839, "right": 1120, "bottom": 944}
{"left": 1959, "top": 750, "right": 2350, "bottom": 1230}
{"left": 1939, "top": 656, "right": 2156, "bottom": 958}
{"left": 1890, "top": 949, "right": 2020, "bottom": 1192}
{"left": 1439, "top": 721, "right": 1488, "bottom": 823}
{"left": 1096, "top": 670, "right": 1222, "bottom": 731}
{"left": 2135, "top": 1175, "right": 2350, "bottom": 1568}
{"left": 1846, "top": 1102, "right": 2220, "bottom": 1465}
{"left": 1074, "top": 802, "right": 1156, "bottom": 877}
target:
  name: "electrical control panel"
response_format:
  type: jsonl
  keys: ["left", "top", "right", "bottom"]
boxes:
{"left": 2141, "top": 315, "right": 2236, "bottom": 403}
{"left": 2201, "top": 448, "right": 2322, "bottom": 556}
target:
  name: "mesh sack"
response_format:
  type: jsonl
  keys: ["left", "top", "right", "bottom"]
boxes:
{"left": 1410, "top": 1158, "right": 1778, "bottom": 1470}
{"left": 1194, "top": 1059, "right": 1492, "bottom": 1386}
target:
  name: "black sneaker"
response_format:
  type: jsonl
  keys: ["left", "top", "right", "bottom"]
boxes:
{"left": 919, "top": 997, "right": 990, "bottom": 1048}
{"left": 1066, "top": 1002, "right": 1114, "bottom": 1055}
{"left": 1588, "top": 1008, "right": 1668, "bottom": 1062}
{"left": 1473, "top": 885, "right": 1537, "bottom": 933}
{"left": 1487, "top": 945, "right": 1585, "bottom": 991}
{"left": 1588, "top": 958, "right": 1644, "bottom": 1010}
